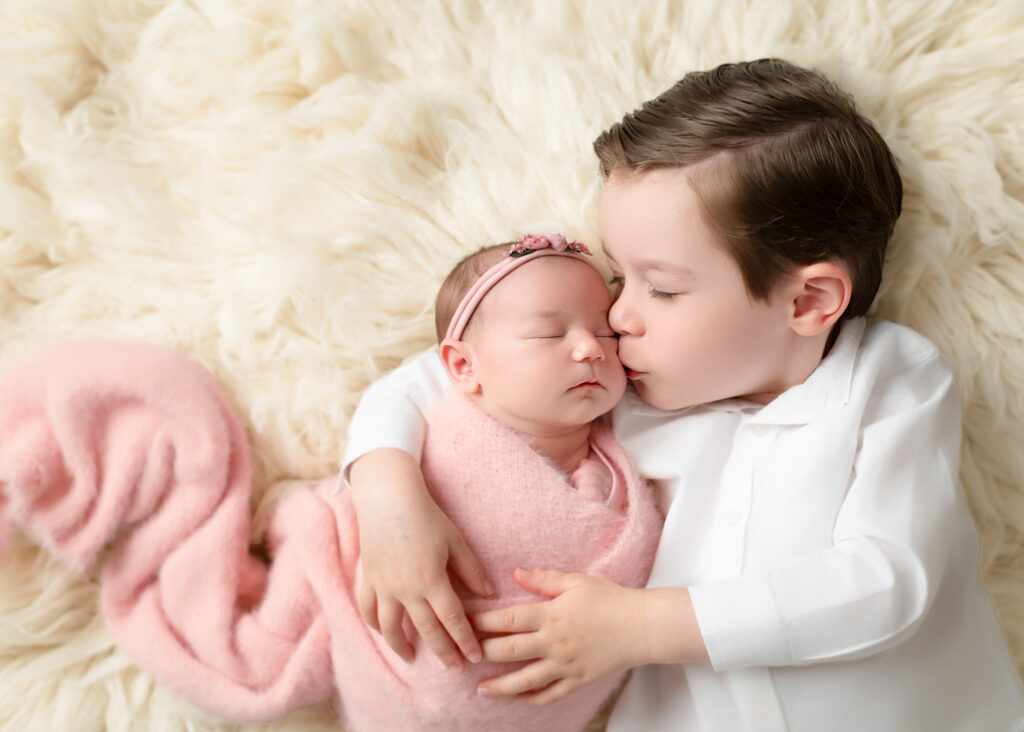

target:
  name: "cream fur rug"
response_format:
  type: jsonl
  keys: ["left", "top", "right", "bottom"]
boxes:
{"left": 1, "top": 1, "right": 1022, "bottom": 730}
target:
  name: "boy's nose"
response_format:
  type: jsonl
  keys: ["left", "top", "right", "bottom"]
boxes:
{"left": 572, "top": 333, "right": 605, "bottom": 362}
{"left": 609, "top": 296, "right": 641, "bottom": 336}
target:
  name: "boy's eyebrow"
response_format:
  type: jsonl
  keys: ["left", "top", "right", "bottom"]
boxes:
{"left": 635, "top": 258, "right": 695, "bottom": 277}
{"left": 603, "top": 251, "right": 692, "bottom": 277}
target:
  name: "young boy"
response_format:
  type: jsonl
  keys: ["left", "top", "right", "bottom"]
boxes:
{"left": 344, "top": 59, "right": 1024, "bottom": 730}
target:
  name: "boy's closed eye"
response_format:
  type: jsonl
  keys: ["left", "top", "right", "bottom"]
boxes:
{"left": 647, "top": 285, "right": 678, "bottom": 301}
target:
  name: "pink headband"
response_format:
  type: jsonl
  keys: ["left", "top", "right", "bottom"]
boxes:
{"left": 445, "top": 233, "right": 598, "bottom": 341}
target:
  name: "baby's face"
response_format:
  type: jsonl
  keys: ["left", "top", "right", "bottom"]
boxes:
{"left": 465, "top": 257, "right": 626, "bottom": 436}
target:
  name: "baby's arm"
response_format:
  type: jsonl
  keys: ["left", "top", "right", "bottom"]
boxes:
{"left": 344, "top": 352, "right": 492, "bottom": 671}
{"left": 472, "top": 569, "right": 708, "bottom": 704}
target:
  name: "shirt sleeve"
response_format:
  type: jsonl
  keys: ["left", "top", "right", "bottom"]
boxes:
{"left": 689, "top": 350, "right": 964, "bottom": 670}
{"left": 340, "top": 349, "right": 451, "bottom": 478}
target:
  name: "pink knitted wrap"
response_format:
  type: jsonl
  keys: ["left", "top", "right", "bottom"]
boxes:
{"left": 0, "top": 340, "right": 661, "bottom": 732}
{"left": 414, "top": 390, "right": 663, "bottom": 731}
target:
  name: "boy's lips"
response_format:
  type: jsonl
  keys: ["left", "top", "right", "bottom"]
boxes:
{"left": 621, "top": 362, "right": 645, "bottom": 379}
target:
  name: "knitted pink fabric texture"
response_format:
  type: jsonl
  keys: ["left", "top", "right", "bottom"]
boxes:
{"left": 0, "top": 341, "right": 662, "bottom": 732}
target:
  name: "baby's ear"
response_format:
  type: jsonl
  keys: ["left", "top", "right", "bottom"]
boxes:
{"left": 440, "top": 338, "right": 481, "bottom": 394}
{"left": 788, "top": 262, "right": 852, "bottom": 336}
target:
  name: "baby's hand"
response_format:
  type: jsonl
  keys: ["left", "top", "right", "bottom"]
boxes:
{"left": 471, "top": 569, "right": 649, "bottom": 705}
{"left": 349, "top": 448, "right": 493, "bottom": 671}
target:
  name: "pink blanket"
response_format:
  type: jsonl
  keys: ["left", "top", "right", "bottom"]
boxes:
{"left": 0, "top": 340, "right": 661, "bottom": 731}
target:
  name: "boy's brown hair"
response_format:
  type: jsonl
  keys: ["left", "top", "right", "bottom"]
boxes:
{"left": 434, "top": 243, "right": 510, "bottom": 341}
{"left": 593, "top": 58, "right": 902, "bottom": 320}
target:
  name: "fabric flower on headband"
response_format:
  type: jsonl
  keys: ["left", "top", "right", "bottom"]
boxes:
{"left": 510, "top": 233, "right": 591, "bottom": 257}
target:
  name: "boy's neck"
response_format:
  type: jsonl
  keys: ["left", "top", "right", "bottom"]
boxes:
{"left": 742, "top": 326, "right": 837, "bottom": 406}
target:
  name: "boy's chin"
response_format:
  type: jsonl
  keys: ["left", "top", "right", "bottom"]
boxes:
{"left": 631, "top": 381, "right": 690, "bottom": 412}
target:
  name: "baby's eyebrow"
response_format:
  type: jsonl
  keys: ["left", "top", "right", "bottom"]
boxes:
{"left": 522, "top": 309, "right": 610, "bottom": 322}
{"left": 523, "top": 310, "right": 565, "bottom": 320}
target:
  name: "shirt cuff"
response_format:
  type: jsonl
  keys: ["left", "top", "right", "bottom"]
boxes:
{"left": 689, "top": 573, "right": 793, "bottom": 670}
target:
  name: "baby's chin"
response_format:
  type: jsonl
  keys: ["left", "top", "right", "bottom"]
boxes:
{"left": 574, "top": 396, "right": 622, "bottom": 425}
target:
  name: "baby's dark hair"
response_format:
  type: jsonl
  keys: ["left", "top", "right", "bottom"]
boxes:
{"left": 434, "top": 243, "right": 512, "bottom": 342}
{"left": 594, "top": 58, "right": 902, "bottom": 320}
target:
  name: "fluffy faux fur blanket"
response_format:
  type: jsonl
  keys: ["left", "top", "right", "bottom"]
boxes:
{"left": 2, "top": 2, "right": 1023, "bottom": 731}
{"left": 0, "top": 340, "right": 660, "bottom": 731}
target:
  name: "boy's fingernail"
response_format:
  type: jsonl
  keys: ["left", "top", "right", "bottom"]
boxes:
{"left": 477, "top": 685, "right": 491, "bottom": 697}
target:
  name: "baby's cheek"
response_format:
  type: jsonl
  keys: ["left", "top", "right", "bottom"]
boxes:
{"left": 604, "top": 361, "right": 628, "bottom": 402}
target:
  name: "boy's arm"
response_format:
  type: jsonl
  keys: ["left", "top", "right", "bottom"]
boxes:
{"left": 688, "top": 349, "right": 961, "bottom": 670}
{"left": 343, "top": 352, "right": 492, "bottom": 671}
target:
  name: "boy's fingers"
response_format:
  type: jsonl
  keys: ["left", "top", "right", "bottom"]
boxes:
{"left": 449, "top": 538, "right": 495, "bottom": 599}
{"left": 477, "top": 660, "right": 558, "bottom": 698}
{"left": 471, "top": 602, "right": 542, "bottom": 634}
{"left": 479, "top": 631, "right": 544, "bottom": 663}
{"left": 378, "top": 599, "right": 414, "bottom": 663}
{"left": 357, "top": 581, "right": 380, "bottom": 632}
{"left": 512, "top": 567, "right": 574, "bottom": 597}
{"left": 524, "top": 678, "right": 574, "bottom": 707}
{"left": 426, "top": 586, "right": 483, "bottom": 663}
{"left": 406, "top": 599, "right": 463, "bottom": 671}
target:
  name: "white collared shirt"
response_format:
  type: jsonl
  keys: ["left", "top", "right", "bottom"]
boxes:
{"left": 342, "top": 319, "right": 1024, "bottom": 731}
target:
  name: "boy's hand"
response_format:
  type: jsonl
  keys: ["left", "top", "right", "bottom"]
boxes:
{"left": 471, "top": 569, "right": 651, "bottom": 705}
{"left": 349, "top": 448, "right": 494, "bottom": 671}
{"left": 472, "top": 570, "right": 710, "bottom": 704}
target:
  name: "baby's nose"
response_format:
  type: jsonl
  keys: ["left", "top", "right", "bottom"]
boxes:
{"left": 572, "top": 333, "right": 604, "bottom": 362}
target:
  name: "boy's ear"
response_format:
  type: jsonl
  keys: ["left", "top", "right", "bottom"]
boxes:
{"left": 787, "top": 262, "right": 852, "bottom": 337}
{"left": 440, "top": 338, "right": 482, "bottom": 394}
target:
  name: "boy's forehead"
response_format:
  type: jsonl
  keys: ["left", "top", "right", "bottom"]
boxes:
{"left": 601, "top": 167, "right": 720, "bottom": 264}
{"left": 602, "top": 168, "right": 696, "bottom": 224}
